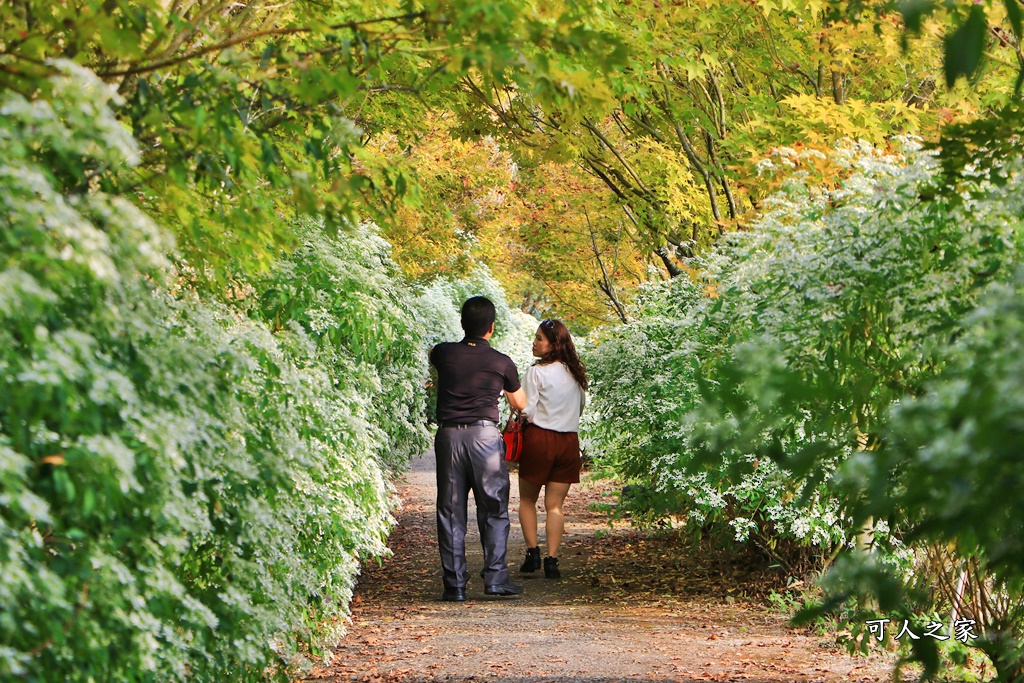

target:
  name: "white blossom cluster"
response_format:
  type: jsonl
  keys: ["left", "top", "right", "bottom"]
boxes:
{"left": 253, "top": 217, "right": 435, "bottom": 471}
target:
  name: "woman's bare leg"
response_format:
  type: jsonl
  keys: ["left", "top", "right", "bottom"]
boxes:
{"left": 518, "top": 478, "right": 543, "bottom": 548}
{"left": 543, "top": 482, "right": 572, "bottom": 557}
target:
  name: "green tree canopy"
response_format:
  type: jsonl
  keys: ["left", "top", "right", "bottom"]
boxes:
{"left": 1, "top": 0, "right": 627, "bottom": 287}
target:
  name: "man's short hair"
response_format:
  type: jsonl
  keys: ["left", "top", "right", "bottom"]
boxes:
{"left": 461, "top": 296, "right": 496, "bottom": 338}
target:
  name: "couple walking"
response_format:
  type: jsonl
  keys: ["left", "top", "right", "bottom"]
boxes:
{"left": 429, "top": 296, "right": 588, "bottom": 602}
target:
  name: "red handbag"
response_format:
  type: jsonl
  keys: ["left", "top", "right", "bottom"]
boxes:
{"left": 502, "top": 413, "right": 526, "bottom": 462}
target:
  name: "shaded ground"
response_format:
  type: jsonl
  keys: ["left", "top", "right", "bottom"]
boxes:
{"left": 302, "top": 450, "right": 894, "bottom": 682}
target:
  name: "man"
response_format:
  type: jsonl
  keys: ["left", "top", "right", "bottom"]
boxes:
{"left": 429, "top": 296, "right": 527, "bottom": 602}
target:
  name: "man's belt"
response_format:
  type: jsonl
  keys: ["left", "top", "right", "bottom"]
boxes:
{"left": 439, "top": 420, "right": 498, "bottom": 429}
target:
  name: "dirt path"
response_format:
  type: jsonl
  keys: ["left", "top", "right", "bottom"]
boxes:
{"left": 303, "top": 449, "right": 894, "bottom": 683}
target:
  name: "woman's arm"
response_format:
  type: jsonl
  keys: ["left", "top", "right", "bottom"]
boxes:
{"left": 505, "top": 387, "right": 527, "bottom": 412}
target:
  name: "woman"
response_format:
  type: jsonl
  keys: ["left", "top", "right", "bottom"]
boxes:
{"left": 517, "top": 318, "right": 588, "bottom": 579}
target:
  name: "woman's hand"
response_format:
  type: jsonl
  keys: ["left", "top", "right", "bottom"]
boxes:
{"left": 504, "top": 387, "right": 527, "bottom": 412}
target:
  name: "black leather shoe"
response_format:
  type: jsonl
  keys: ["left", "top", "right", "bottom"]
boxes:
{"left": 441, "top": 587, "right": 466, "bottom": 602}
{"left": 543, "top": 556, "right": 561, "bottom": 579}
{"left": 520, "top": 547, "right": 542, "bottom": 573}
{"left": 484, "top": 581, "right": 523, "bottom": 596}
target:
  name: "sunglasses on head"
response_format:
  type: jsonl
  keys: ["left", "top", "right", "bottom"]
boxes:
{"left": 541, "top": 319, "right": 554, "bottom": 328}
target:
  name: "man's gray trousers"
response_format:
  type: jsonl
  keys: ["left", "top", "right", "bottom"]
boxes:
{"left": 434, "top": 424, "right": 511, "bottom": 589}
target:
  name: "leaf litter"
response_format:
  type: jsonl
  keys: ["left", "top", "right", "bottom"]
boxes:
{"left": 302, "top": 454, "right": 894, "bottom": 682}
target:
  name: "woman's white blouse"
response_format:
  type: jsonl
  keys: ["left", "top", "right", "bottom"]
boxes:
{"left": 521, "top": 362, "right": 586, "bottom": 432}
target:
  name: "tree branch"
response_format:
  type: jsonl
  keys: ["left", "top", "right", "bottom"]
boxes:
{"left": 584, "top": 206, "right": 629, "bottom": 324}
{"left": 96, "top": 11, "right": 430, "bottom": 78}
{"left": 581, "top": 117, "right": 649, "bottom": 193}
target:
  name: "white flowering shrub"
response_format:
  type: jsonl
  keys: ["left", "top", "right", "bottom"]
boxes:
{"left": 586, "top": 140, "right": 1022, "bottom": 572}
{"left": 249, "top": 219, "right": 431, "bottom": 471}
{"left": 414, "top": 279, "right": 466, "bottom": 349}
{"left": 0, "top": 64, "right": 398, "bottom": 681}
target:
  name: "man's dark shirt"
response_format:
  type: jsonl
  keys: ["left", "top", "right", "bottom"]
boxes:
{"left": 430, "top": 337, "right": 521, "bottom": 423}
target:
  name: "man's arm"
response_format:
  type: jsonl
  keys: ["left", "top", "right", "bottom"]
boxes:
{"left": 505, "top": 387, "right": 526, "bottom": 413}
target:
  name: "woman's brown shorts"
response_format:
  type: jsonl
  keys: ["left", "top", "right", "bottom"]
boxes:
{"left": 519, "top": 424, "right": 581, "bottom": 485}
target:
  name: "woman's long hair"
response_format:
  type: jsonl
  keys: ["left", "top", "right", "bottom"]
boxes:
{"left": 536, "top": 318, "right": 589, "bottom": 391}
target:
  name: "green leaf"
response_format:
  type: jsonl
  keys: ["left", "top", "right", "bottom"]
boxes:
{"left": 1006, "top": 0, "right": 1023, "bottom": 40}
{"left": 943, "top": 5, "right": 987, "bottom": 87}
{"left": 905, "top": 631, "right": 940, "bottom": 681}
{"left": 83, "top": 487, "right": 97, "bottom": 517}
{"left": 260, "top": 42, "right": 276, "bottom": 68}
{"left": 896, "top": 0, "right": 936, "bottom": 35}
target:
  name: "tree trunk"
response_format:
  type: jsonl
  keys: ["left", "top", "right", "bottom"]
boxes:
{"left": 655, "top": 246, "right": 681, "bottom": 278}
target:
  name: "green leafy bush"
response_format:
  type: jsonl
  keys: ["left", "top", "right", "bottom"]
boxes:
{"left": 0, "top": 63, "right": 409, "bottom": 682}
{"left": 838, "top": 265, "right": 1024, "bottom": 681}
{"left": 858, "top": 267, "right": 1024, "bottom": 579}
{"left": 585, "top": 140, "right": 1022, "bottom": 571}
